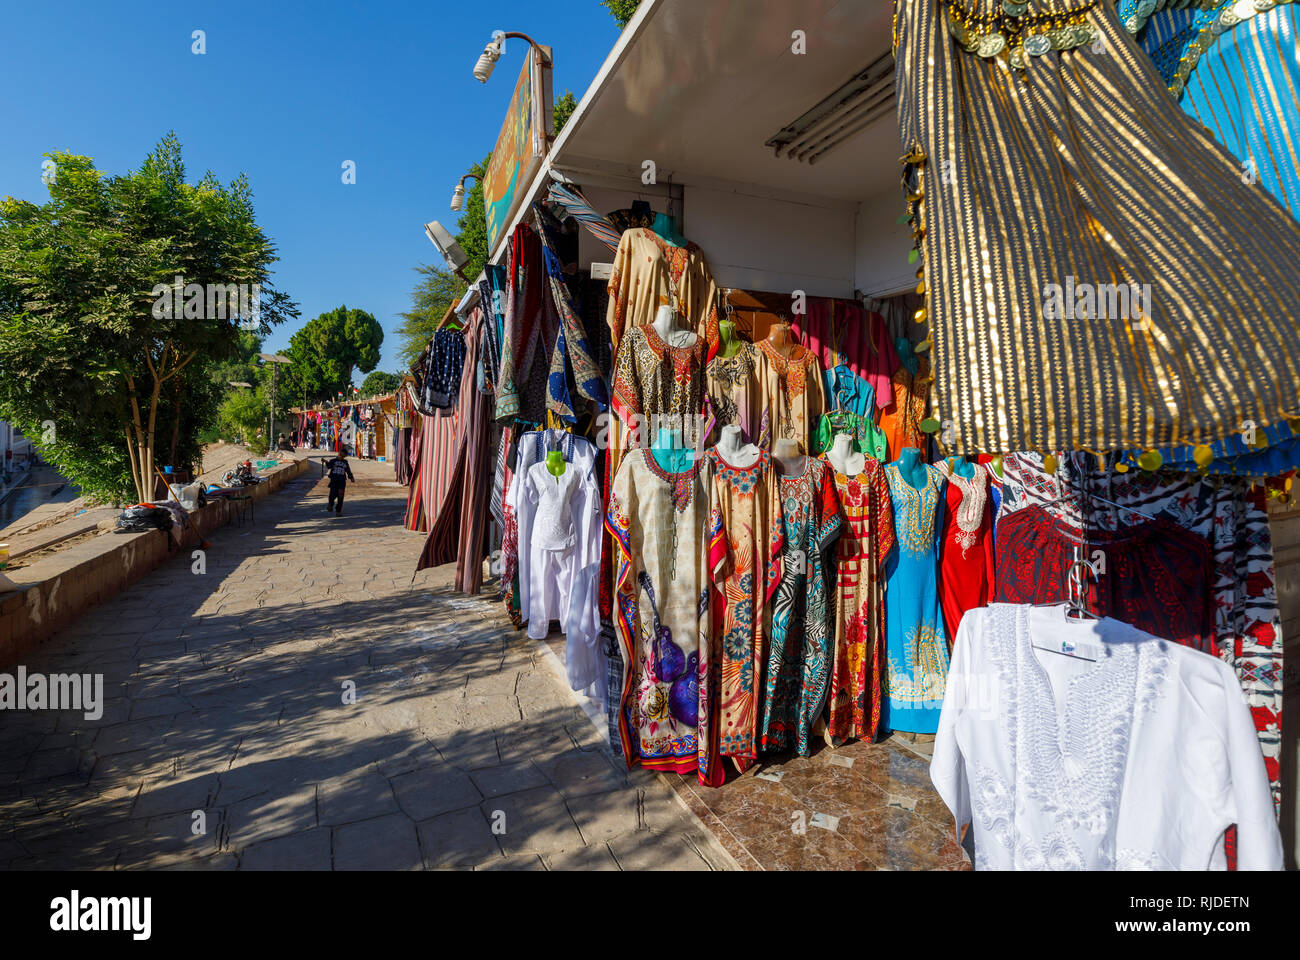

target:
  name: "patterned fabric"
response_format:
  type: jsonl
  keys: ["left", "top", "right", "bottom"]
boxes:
{"left": 496, "top": 224, "right": 555, "bottom": 423}
{"left": 538, "top": 214, "right": 609, "bottom": 423}
{"left": 813, "top": 410, "right": 888, "bottom": 462}
{"left": 937, "top": 460, "right": 996, "bottom": 642}
{"left": 792, "top": 298, "right": 898, "bottom": 409}
{"left": 755, "top": 339, "right": 826, "bottom": 455}
{"left": 424, "top": 330, "right": 466, "bottom": 410}
{"left": 994, "top": 503, "right": 1216, "bottom": 653}
{"left": 998, "top": 453, "right": 1285, "bottom": 813}
{"left": 760, "top": 455, "right": 842, "bottom": 755}
{"left": 826, "top": 458, "right": 895, "bottom": 744}
{"left": 416, "top": 308, "right": 493, "bottom": 594}
{"left": 705, "top": 449, "right": 784, "bottom": 778}
{"left": 606, "top": 449, "right": 713, "bottom": 784}
{"left": 610, "top": 325, "right": 706, "bottom": 448}
{"left": 477, "top": 276, "right": 501, "bottom": 397}
{"left": 1120, "top": 4, "right": 1300, "bottom": 472}
{"left": 881, "top": 461, "right": 950, "bottom": 735}
{"left": 606, "top": 227, "right": 720, "bottom": 361}
{"left": 546, "top": 182, "right": 622, "bottom": 251}
{"left": 704, "top": 341, "right": 764, "bottom": 446}
{"left": 896, "top": 0, "right": 1300, "bottom": 453}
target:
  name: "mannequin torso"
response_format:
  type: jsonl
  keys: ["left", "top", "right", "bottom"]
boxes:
{"left": 895, "top": 446, "right": 929, "bottom": 490}
{"left": 715, "top": 424, "right": 760, "bottom": 469}
{"left": 772, "top": 437, "right": 805, "bottom": 475}
{"left": 766, "top": 321, "right": 795, "bottom": 359}
{"left": 826, "top": 433, "right": 866, "bottom": 477}
{"left": 651, "top": 426, "right": 696, "bottom": 473}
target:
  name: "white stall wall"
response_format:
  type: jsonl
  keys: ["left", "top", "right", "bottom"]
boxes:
{"left": 855, "top": 189, "right": 915, "bottom": 299}
{"left": 683, "top": 184, "right": 856, "bottom": 299}
{"left": 569, "top": 180, "right": 857, "bottom": 300}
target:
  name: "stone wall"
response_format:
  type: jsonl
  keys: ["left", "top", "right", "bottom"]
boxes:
{"left": 0, "top": 458, "right": 311, "bottom": 668}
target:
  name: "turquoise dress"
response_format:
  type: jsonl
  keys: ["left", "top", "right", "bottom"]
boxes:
{"left": 880, "top": 461, "right": 949, "bottom": 734}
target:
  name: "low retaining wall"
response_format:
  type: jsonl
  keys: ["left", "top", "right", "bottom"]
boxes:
{"left": 0, "top": 458, "right": 312, "bottom": 668}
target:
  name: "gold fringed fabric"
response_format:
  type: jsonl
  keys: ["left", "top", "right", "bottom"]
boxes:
{"left": 894, "top": 0, "right": 1300, "bottom": 454}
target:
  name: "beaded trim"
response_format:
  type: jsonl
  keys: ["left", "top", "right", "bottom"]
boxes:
{"left": 1120, "top": 0, "right": 1296, "bottom": 99}
{"left": 945, "top": 0, "right": 1102, "bottom": 69}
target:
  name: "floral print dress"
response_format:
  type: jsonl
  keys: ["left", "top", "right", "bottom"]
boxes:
{"left": 705, "top": 449, "right": 784, "bottom": 781}
{"left": 759, "top": 455, "right": 841, "bottom": 755}
{"left": 825, "top": 458, "right": 895, "bottom": 744}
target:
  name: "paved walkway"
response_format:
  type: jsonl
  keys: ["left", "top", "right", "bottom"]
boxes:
{"left": 0, "top": 459, "right": 735, "bottom": 870}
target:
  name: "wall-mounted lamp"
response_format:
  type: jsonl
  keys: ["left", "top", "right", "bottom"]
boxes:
{"left": 450, "top": 173, "right": 480, "bottom": 212}
{"left": 473, "top": 30, "right": 550, "bottom": 84}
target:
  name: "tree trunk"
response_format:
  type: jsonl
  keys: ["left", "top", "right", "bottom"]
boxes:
{"left": 169, "top": 378, "right": 181, "bottom": 470}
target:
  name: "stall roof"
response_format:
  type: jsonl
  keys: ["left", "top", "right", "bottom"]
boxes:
{"left": 492, "top": 0, "right": 900, "bottom": 262}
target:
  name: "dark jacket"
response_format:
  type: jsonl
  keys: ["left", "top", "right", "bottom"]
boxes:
{"left": 324, "top": 457, "right": 354, "bottom": 485}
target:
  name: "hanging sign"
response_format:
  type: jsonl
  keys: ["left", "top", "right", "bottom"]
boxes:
{"left": 484, "top": 46, "right": 553, "bottom": 252}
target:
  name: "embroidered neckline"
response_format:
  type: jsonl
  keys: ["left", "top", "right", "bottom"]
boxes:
{"left": 709, "top": 447, "right": 765, "bottom": 473}
{"left": 643, "top": 323, "right": 703, "bottom": 358}
{"left": 941, "top": 460, "right": 989, "bottom": 553}
{"left": 641, "top": 448, "right": 705, "bottom": 511}
{"left": 757, "top": 338, "right": 813, "bottom": 370}
{"left": 978, "top": 605, "right": 1170, "bottom": 859}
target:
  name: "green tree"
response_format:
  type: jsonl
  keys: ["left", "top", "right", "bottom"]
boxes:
{"left": 359, "top": 370, "right": 402, "bottom": 397}
{"left": 283, "top": 305, "right": 383, "bottom": 405}
{"left": 554, "top": 91, "right": 578, "bottom": 133}
{"left": 603, "top": 0, "right": 641, "bottom": 28}
{"left": 0, "top": 133, "right": 297, "bottom": 502}
{"left": 217, "top": 387, "right": 269, "bottom": 455}
{"left": 394, "top": 264, "right": 467, "bottom": 370}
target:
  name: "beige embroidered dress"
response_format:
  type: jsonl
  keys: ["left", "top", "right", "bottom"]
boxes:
{"left": 606, "top": 449, "right": 712, "bottom": 784}
{"left": 755, "top": 340, "right": 826, "bottom": 455}
{"left": 704, "top": 341, "right": 764, "bottom": 446}
{"left": 605, "top": 227, "right": 720, "bottom": 359}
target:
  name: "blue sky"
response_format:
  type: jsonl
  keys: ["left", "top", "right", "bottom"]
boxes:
{"left": 0, "top": 0, "right": 620, "bottom": 379}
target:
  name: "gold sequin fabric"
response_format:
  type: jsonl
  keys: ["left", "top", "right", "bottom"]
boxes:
{"left": 895, "top": 0, "right": 1300, "bottom": 452}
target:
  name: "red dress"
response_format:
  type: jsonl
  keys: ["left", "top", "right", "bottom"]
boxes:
{"left": 937, "top": 461, "right": 995, "bottom": 645}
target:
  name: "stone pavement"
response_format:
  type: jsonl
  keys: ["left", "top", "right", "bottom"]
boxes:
{"left": 0, "top": 458, "right": 735, "bottom": 870}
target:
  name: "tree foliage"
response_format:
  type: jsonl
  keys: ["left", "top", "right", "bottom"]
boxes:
{"left": 602, "top": 0, "right": 641, "bottom": 28}
{"left": 217, "top": 387, "right": 268, "bottom": 453}
{"left": 0, "top": 133, "right": 297, "bottom": 502}
{"left": 395, "top": 264, "right": 467, "bottom": 371}
{"left": 359, "top": 370, "right": 402, "bottom": 397}
{"left": 554, "top": 91, "right": 578, "bottom": 133}
{"left": 283, "top": 304, "right": 383, "bottom": 406}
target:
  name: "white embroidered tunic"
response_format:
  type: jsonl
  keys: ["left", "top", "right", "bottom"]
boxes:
{"left": 931, "top": 604, "right": 1282, "bottom": 871}
{"left": 518, "top": 460, "right": 603, "bottom": 695}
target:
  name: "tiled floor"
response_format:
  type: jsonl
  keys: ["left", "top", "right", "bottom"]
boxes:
{"left": 661, "top": 737, "right": 971, "bottom": 870}
{"left": 541, "top": 636, "right": 971, "bottom": 871}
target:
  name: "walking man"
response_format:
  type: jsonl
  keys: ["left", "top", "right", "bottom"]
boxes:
{"left": 323, "top": 452, "right": 354, "bottom": 515}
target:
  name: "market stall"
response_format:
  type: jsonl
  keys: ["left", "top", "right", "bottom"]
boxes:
{"left": 403, "top": 0, "right": 1298, "bottom": 870}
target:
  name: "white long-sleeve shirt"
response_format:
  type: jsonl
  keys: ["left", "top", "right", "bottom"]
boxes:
{"left": 517, "top": 459, "right": 603, "bottom": 695}
{"left": 931, "top": 603, "right": 1283, "bottom": 871}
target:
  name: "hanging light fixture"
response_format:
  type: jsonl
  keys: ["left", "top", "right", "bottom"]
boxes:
{"left": 450, "top": 173, "right": 480, "bottom": 212}
{"left": 472, "top": 30, "right": 550, "bottom": 84}
{"left": 765, "top": 52, "right": 895, "bottom": 165}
